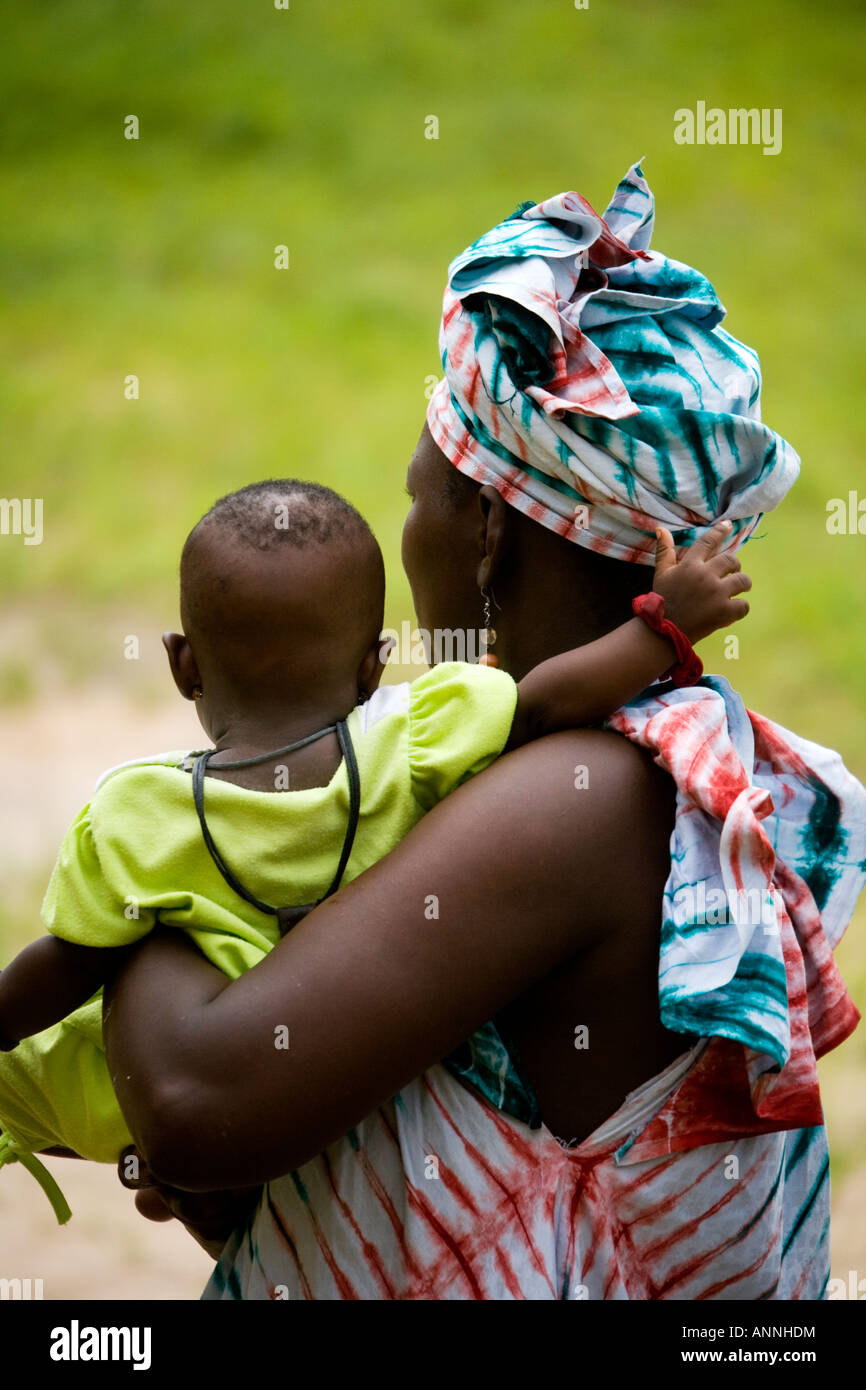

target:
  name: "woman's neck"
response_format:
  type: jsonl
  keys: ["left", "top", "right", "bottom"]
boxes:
{"left": 487, "top": 514, "right": 648, "bottom": 683}
{"left": 493, "top": 602, "right": 623, "bottom": 684}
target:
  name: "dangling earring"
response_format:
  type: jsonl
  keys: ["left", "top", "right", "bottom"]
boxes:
{"left": 479, "top": 586, "right": 499, "bottom": 668}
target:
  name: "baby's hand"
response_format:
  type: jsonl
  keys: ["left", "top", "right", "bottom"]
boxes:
{"left": 652, "top": 520, "right": 752, "bottom": 644}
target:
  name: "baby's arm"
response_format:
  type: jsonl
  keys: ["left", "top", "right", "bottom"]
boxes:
{"left": 0, "top": 936, "right": 115, "bottom": 1051}
{"left": 508, "top": 521, "right": 750, "bottom": 747}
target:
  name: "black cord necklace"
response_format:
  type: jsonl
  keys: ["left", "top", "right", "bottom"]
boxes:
{"left": 189, "top": 718, "right": 360, "bottom": 935}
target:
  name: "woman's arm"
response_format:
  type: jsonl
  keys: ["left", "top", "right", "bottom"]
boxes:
{"left": 104, "top": 728, "right": 668, "bottom": 1191}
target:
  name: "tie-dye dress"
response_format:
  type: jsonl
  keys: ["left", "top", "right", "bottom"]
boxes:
{"left": 204, "top": 676, "right": 865, "bottom": 1300}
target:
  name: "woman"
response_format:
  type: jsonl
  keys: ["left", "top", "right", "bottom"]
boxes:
{"left": 104, "top": 165, "right": 865, "bottom": 1299}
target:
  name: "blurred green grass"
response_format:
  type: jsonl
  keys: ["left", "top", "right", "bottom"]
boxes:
{"left": 0, "top": 0, "right": 864, "bottom": 762}
{"left": 1, "top": 0, "right": 865, "bottom": 1207}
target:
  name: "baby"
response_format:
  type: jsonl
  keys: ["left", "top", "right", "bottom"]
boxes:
{"left": 0, "top": 479, "right": 747, "bottom": 1213}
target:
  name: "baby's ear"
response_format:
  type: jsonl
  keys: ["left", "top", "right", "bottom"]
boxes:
{"left": 357, "top": 634, "right": 394, "bottom": 701}
{"left": 162, "top": 632, "right": 201, "bottom": 701}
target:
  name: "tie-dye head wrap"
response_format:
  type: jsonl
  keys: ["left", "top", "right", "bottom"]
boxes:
{"left": 427, "top": 162, "right": 800, "bottom": 564}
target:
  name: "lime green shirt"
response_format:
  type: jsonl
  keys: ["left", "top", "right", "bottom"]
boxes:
{"left": 0, "top": 663, "right": 517, "bottom": 1164}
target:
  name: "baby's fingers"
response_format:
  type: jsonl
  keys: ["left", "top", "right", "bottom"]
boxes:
{"left": 709, "top": 551, "right": 741, "bottom": 577}
{"left": 653, "top": 526, "right": 678, "bottom": 578}
{"left": 723, "top": 571, "right": 752, "bottom": 597}
{"left": 690, "top": 518, "right": 733, "bottom": 562}
{"left": 714, "top": 573, "right": 751, "bottom": 627}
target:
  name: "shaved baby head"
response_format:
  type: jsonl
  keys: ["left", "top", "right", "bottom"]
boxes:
{"left": 180, "top": 480, "right": 385, "bottom": 709}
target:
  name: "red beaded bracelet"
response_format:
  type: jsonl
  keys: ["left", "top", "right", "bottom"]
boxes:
{"left": 632, "top": 592, "right": 703, "bottom": 687}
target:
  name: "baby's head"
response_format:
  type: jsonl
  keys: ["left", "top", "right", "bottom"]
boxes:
{"left": 163, "top": 480, "right": 387, "bottom": 739}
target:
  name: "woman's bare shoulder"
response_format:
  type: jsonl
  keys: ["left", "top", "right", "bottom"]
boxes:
{"left": 464, "top": 726, "right": 673, "bottom": 852}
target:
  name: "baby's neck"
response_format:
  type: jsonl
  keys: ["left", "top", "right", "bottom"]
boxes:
{"left": 203, "top": 699, "right": 356, "bottom": 794}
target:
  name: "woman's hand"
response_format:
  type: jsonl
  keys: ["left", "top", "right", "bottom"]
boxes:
{"left": 652, "top": 520, "right": 752, "bottom": 642}
{"left": 116, "top": 1145, "right": 260, "bottom": 1260}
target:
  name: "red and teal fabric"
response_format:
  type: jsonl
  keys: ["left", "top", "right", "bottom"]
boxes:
{"left": 428, "top": 161, "right": 800, "bottom": 565}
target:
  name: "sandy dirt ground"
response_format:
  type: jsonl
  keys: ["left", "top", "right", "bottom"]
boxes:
{"left": 1, "top": 690, "right": 214, "bottom": 1299}
{"left": 1, "top": 686, "right": 863, "bottom": 1299}
{"left": 0, "top": 1154, "right": 213, "bottom": 1300}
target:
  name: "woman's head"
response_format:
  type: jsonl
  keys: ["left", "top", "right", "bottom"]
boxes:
{"left": 407, "top": 162, "right": 801, "bottom": 672}
{"left": 402, "top": 423, "right": 652, "bottom": 680}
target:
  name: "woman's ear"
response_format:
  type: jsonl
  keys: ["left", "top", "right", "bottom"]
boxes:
{"left": 162, "top": 633, "right": 202, "bottom": 701}
{"left": 476, "top": 485, "right": 508, "bottom": 591}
